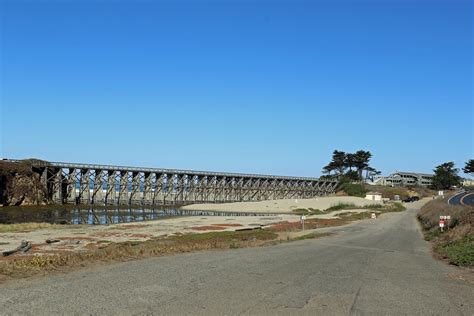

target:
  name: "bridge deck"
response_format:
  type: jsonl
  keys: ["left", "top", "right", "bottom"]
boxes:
{"left": 5, "top": 159, "right": 338, "bottom": 205}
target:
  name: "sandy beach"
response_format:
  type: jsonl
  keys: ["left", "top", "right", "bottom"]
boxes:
{"left": 0, "top": 197, "right": 385, "bottom": 258}
{"left": 181, "top": 196, "right": 382, "bottom": 213}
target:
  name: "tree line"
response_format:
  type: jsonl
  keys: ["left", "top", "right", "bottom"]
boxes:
{"left": 321, "top": 149, "right": 473, "bottom": 190}
{"left": 321, "top": 150, "right": 380, "bottom": 181}
{"left": 431, "top": 159, "right": 473, "bottom": 190}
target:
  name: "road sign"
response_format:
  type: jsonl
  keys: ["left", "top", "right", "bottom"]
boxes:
{"left": 439, "top": 219, "right": 445, "bottom": 228}
{"left": 300, "top": 215, "right": 306, "bottom": 231}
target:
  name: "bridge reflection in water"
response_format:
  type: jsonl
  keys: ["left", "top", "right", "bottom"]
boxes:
{"left": 70, "top": 208, "right": 272, "bottom": 225}
{"left": 0, "top": 207, "right": 275, "bottom": 225}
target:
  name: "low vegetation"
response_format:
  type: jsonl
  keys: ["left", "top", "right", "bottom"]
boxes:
{"left": 364, "top": 185, "right": 435, "bottom": 200}
{"left": 0, "top": 200, "right": 408, "bottom": 281}
{"left": 417, "top": 198, "right": 473, "bottom": 267}
{"left": 326, "top": 202, "right": 356, "bottom": 211}
{"left": 0, "top": 230, "right": 278, "bottom": 281}
{"left": 338, "top": 212, "right": 372, "bottom": 221}
{"left": 0, "top": 223, "right": 60, "bottom": 233}
{"left": 326, "top": 202, "right": 389, "bottom": 212}
{"left": 437, "top": 236, "right": 474, "bottom": 267}
{"left": 293, "top": 232, "right": 334, "bottom": 240}
{"left": 386, "top": 202, "right": 406, "bottom": 213}
{"left": 169, "top": 230, "right": 277, "bottom": 242}
{"left": 340, "top": 182, "right": 367, "bottom": 197}
{"left": 291, "top": 208, "right": 324, "bottom": 215}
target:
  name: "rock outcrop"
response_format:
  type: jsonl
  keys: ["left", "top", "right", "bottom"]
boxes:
{"left": 0, "top": 160, "right": 50, "bottom": 206}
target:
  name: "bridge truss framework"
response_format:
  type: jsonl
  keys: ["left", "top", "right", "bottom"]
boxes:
{"left": 21, "top": 161, "right": 339, "bottom": 206}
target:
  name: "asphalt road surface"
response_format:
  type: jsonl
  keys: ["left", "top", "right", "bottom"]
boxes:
{"left": 449, "top": 190, "right": 474, "bottom": 206}
{"left": 1, "top": 201, "right": 473, "bottom": 315}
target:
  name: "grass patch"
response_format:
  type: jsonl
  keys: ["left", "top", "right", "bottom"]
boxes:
{"left": 0, "top": 223, "right": 63, "bottom": 233}
{"left": 308, "top": 208, "right": 324, "bottom": 215}
{"left": 293, "top": 232, "right": 334, "bottom": 240}
{"left": 363, "top": 204, "right": 384, "bottom": 209}
{"left": 267, "top": 218, "right": 347, "bottom": 232}
{"left": 0, "top": 229, "right": 279, "bottom": 281}
{"left": 423, "top": 229, "right": 443, "bottom": 241}
{"left": 326, "top": 202, "right": 401, "bottom": 213}
{"left": 389, "top": 202, "right": 406, "bottom": 212}
{"left": 292, "top": 208, "right": 310, "bottom": 215}
{"left": 418, "top": 199, "right": 473, "bottom": 268}
{"left": 292, "top": 208, "right": 324, "bottom": 215}
{"left": 436, "top": 236, "right": 474, "bottom": 267}
{"left": 340, "top": 183, "right": 367, "bottom": 197}
{"left": 326, "top": 203, "right": 357, "bottom": 211}
{"left": 170, "top": 229, "right": 277, "bottom": 242}
{"left": 338, "top": 212, "right": 372, "bottom": 221}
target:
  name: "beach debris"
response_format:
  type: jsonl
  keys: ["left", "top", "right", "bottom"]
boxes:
{"left": 2, "top": 240, "right": 32, "bottom": 256}
{"left": 46, "top": 239, "right": 61, "bottom": 244}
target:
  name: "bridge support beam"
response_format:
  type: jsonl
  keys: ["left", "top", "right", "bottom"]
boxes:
{"left": 23, "top": 161, "right": 338, "bottom": 206}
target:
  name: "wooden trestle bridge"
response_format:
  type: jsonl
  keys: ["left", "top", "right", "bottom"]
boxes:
{"left": 11, "top": 160, "right": 339, "bottom": 205}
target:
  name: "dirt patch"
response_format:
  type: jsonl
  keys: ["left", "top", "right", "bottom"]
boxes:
{"left": 447, "top": 273, "right": 474, "bottom": 285}
{"left": 112, "top": 224, "right": 150, "bottom": 230}
{"left": 90, "top": 232, "right": 124, "bottom": 238}
{"left": 211, "top": 224, "right": 243, "bottom": 227}
{"left": 126, "top": 233, "right": 153, "bottom": 238}
{"left": 85, "top": 243, "right": 102, "bottom": 250}
{"left": 56, "top": 236, "right": 95, "bottom": 241}
{"left": 189, "top": 226, "right": 226, "bottom": 231}
{"left": 267, "top": 218, "right": 346, "bottom": 232}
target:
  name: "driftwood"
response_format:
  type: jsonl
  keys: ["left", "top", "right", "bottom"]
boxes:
{"left": 2, "top": 240, "right": 32, "bottom": 256}
{"left": 46, "top": 239, "right": 60, "bottom": 244}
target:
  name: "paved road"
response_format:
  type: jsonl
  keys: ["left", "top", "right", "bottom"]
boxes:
{"left": 449, "top": 190, "right": 474, "bottom": 206}
{"left": 1, "top": 201, "right": 473, "bottom": 315}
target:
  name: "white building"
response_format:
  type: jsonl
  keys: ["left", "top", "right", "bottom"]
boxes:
{"left": 462, "top": 178, "right": 474, "bottom": 187}
{"left": 365, "top": 192, "right": 383, "bottom": 201}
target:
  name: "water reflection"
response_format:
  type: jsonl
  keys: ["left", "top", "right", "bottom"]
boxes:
{"left": 0, "top": 207, "right": 267, "bottom": 225}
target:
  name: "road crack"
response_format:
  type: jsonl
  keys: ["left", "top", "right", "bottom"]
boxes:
{"left": 348, "top": 286, "right": 361, "bottom": 315}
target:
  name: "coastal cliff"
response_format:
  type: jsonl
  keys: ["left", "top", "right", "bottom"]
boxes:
{"left": 0, "top": 160, "right": 50, "bottom": 206}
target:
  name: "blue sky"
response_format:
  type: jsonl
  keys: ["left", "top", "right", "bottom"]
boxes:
{"left": 1, "top": 0, "right": 472, "bottom": 177}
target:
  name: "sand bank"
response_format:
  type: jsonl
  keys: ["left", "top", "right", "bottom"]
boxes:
{"left": 181, "top": 196, "right": 382, "bottom": 214}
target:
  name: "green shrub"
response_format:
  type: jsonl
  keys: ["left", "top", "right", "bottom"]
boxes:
{"left": 293, "top": 232, "right": 333, "bottom": 240}
{"left": 308, "top": 208, "right": 324, "bottom": 215}
{"left": 389, "top": 202, "right": 406, "bottom": 212}
{"left": 341, "top": 183, "right": 367, "bottom": 197}
{"left": 437, "top": 236, "right": 474, "bottom": 267}
{"left": 363, "top": 204, "right": 384, "bottom": 209}
{"left": 326, "top": 202, "right": 356, "bottom": 211}
{"left": 292, "top": 208, "right": 310, "bottom": 215}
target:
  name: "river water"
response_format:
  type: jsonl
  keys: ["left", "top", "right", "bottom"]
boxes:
{"left": 0, "top": 206, "right": 267, "bottom": 225}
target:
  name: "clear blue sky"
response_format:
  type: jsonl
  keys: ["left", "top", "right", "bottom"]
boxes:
{"left": 1, "top": 0, "right": 472, "bottom": 177}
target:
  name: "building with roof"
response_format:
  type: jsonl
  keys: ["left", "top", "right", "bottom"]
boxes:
{"left": 371, "top": 171, "right": 434, "bottom": 187}
{"left": 462, "top": 178, "right": 474, "bottom": 187}
{"left": 365, "top": 192, "right": 383, "bottom": 201}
